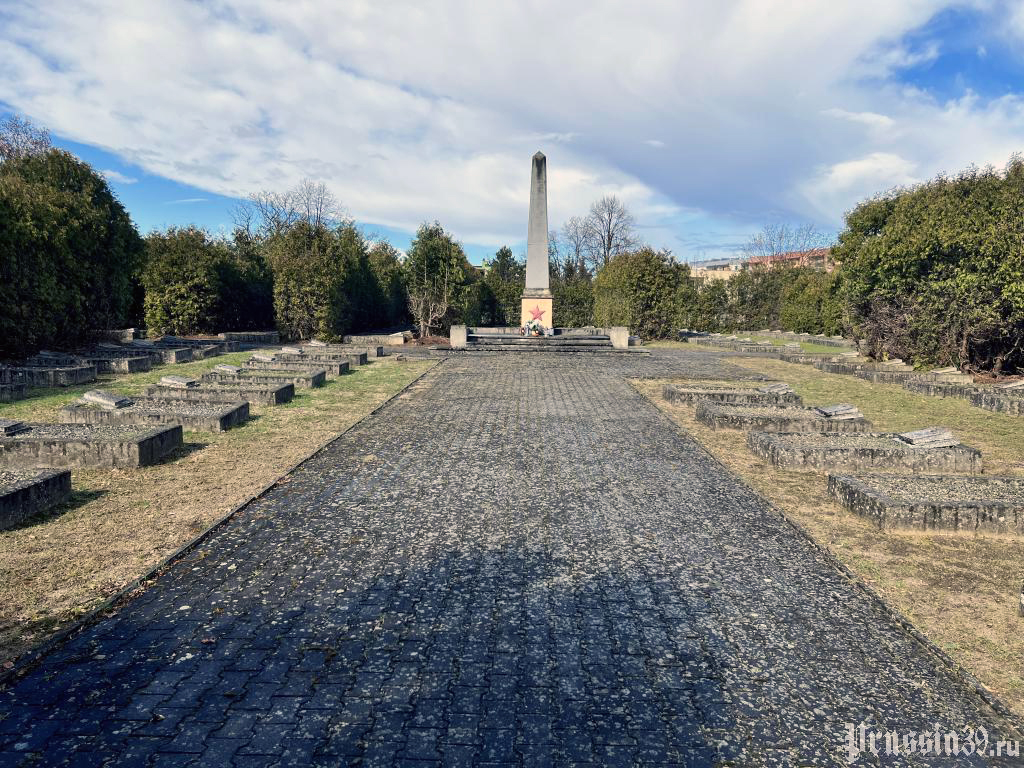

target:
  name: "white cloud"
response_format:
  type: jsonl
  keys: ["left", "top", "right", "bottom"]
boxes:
{"left": 0, "top": 0, "right": 1022, "bottom": 254}
{"left": 166, "top": 198, "right": 208, "bottom": 205}
{"left": 100, "top": 169, "right": 137, "bottom": 184}
{"left": 822, "top": 108, "right": 895, "bottom": 132}
{"left": 800, "top": 152, "right": 918, "bottom": 221}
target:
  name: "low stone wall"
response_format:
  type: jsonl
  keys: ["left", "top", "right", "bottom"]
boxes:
{"left": 278, "top": 351, "right": 367, "bottom": 367}
{"left": 219, "top": 331, "right": 280, "bottom": 345}
{"left": 0, "top": 424, "right": 183, "bottom": 469}
{"left": 84, "top": 356, "right": 152, "bottom": 374}
{"left": 854, "top": 370, "right": 974, "bottom": 385}
{"left": 969, "top": 392, "right": 1024, "bottom": 416}
{"left": 247, "top": 359, "right": 344, "bottom": 376}
{"left": 662, "top": 383, "right": 802, "bottom": 406}
{"left": 305, "top": 344, "right": 385, "bottom": 358}
{"left": 153, "top": 347, "right": 193, "bottom": 364}
{"left": 0, "top": 469, "right": 72, "bottom": 530}
{"left": 343, "top": 332, "right": 406, "bottom": 346}
{"left": 0, "top": 383, "right": 28, "bottom": 402}
{"left": 827, "top": 474, "right": 1024, "bottom": 534}
{"left": 695, "top": 402, "right": 872, "bottom": 433}
{"left": 748, "top": 432, "right": 983, "bottom": 473}
{"left": 202, "top": 370, "right": 326, "bottom": 389}
{"left": 61, "top": 398, "right": 250, "bottom": 432}
{"left": 777, "top": 352, "right": 834, "bottom": 365}
{"left": 8, "top": 365, "right": 97, "bottom": 388}
{"left": 144, "top": 382, "right": 294, "bottom": 406}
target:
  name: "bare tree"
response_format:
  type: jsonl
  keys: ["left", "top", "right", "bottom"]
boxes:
{"left": 584, "top": 195, "right": 638, "bottom": 271}
{"left": 742, "top": 223, "right": 830, "bottom": 264}
{"left": 561, "top": 216, "right": 591, "bottom": 277}
{"left": 0, "top": 114, "right": 52, "bottom": 163}
{"left": 294, "top": 178, "right": 343, "bottom": 230}
{"left": 242, "top": 178, "right": 345, "bottom": 238}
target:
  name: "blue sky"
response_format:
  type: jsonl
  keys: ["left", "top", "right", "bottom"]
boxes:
{"left": 2, "top": 1, "right": 1023, "bottom": 265}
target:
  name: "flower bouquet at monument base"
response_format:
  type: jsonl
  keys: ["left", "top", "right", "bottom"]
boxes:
{"left": 523, "top": 318, "right": 544, "bottom": 336}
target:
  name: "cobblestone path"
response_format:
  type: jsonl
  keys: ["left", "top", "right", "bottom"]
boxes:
{"left": 1, "top": 351, "right": 1019, "bottom": 766}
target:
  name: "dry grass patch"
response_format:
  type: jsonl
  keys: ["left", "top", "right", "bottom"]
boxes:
{"left": 0, "top": 356, "right": 436, "bottom": 663}
{"left": 634, "top": 360, "right": 1024, "bottom": 717}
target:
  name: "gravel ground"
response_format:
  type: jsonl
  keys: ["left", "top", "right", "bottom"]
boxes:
{"left": 0, "top": 469, "right": 55, "bottom": 490}
{"left": 865, "top": 474, "right": 1024, "bottom": 503}
{"left": 0, "top": 346, "right": 1017, "bottom": 766}
{"left": 702, "top": 403, "right": 818, "bottom": 418}
{"left": 76, "top": 398, "right": 242, "bottom": 416}
{"left": 6, "top": 423, "right": 150, "bottom": 440}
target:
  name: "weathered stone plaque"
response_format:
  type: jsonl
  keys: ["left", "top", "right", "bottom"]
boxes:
{"left": 214, "top": 364, "right": 243, "bottom": 374}
{"left": 82, "top": 390, "right": 133, "bottom": 409}
{"left": 815, "top": 404, "right": 863, "bottom": 420}
{"left": 0, "top": 419, "right": 29, "bottom": 436}
{"left": 159, "top": 375, "right": 200, "bottom": 389}
{"left": 895, "top": 427, "right": 959, "bottom": 448}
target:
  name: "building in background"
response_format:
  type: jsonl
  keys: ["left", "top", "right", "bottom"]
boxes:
{"left": 746, "top": 247, "right": 833, "bottom": 272}
{"left": 690, "top": 258, "right": 745, "bottom": 281}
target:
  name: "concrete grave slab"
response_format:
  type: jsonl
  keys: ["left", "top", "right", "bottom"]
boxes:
{"left": 159, "top": 375, "right": 200, "bottom": 389}
{"left": 662, "top": 381, "right": 802, "bottom": 406}
{"left": 202, "top": 369, "right": 325, "bottom": 389}
{"left": 246, "top": 359, "right": 346, "bottom": 376}
{"left": 145, "top": 381, "right": 294, "bottom": 405}
{"left": 0, "top": 384, "right": 28, "bottom": 402}
{"left": 62, "top": 397, "right": 249, "bottom": 432}
{"left": 0, "top": 423, "right": 182, "bottom": 469}
{"left": 81, "top": 355, "right": 151, "bottom": 374}
{"left": 82, "top": 390, "right": 132, "bottom": 409}
{"left": 0, "top": 469, "right": 72, "bottom": 530}
{"left": 969, "top": 391, "right": 1024, "bottom": 416}
{"left": 6, "top": 365, "right": 97, "bottom": 388}
{"left": 747, "top": 431, "right": 982, "bottom": 473}
{"left": 828, "top": 474, "right": 1024, "bottom": 534}
{"left": 695, "top": 402, "right": 872, "bottom": 432}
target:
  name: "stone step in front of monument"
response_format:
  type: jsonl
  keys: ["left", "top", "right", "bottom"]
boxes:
{"left": 465, "top": 333, "right": 620, "bottom": 353}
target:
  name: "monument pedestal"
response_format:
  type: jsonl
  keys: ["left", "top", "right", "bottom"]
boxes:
{"left": 521, "top": 295, "right": 553, "bottom": 329}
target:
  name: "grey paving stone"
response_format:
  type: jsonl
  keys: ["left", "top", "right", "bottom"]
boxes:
{"left": 0, "top": 348, "right": 1018, "bottom": 766}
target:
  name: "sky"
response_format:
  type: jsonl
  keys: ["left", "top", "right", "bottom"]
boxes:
{"left": 2, "top": 1, "right": 1024, "bottom": 265}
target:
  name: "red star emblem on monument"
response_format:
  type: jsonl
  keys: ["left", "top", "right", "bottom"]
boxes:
{"left": 529, "top": 305, "right": 546, "bottom": 322}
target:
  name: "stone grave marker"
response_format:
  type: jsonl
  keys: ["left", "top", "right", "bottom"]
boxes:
{"left": 82, "top": 390, "right": 132, "bottom": 409}
{"left": 0, "top": 420, "right": 29, "bottom": 437}
{"left": 281, "top": 346, "right": 304, "bottom": 355}
{"left": 996, "top": 379, "right": 1024, "bottom": 390}
{"left": 159, "top": 375, "right": 200, "bottom": 389}
{"left": 308, "top": 339, "right": 328, "bottom": 347}
{"left": 251, "top": 353, "right": 275, "bottom": 363}
{"left": 757, "top": 382, "right": 794, "bottom": 395}
{"left": 896, "top": 427, "right": 960, "bottom": 448}
{"left": 215, "top": 364, "right": 243, "bottom": 374}
{"left": 814, "top": 404, "right": 863, "bottom": 420}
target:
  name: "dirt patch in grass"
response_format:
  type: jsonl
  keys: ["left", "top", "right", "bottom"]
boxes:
{"left": 0, "top": 356, "right": 436, "bottom": 663}
{"left": 634, "top": 360, "right": 1024, "bottom": 718}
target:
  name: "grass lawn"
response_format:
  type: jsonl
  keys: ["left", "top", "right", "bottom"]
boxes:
{"left": 0, "top": 354, "right": 436, "bottom": 664}
{"left": 634, "top": 355, "right": 1024, "bottom": 717}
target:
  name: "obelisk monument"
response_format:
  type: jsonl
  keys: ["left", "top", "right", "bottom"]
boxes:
{"left": 521, "top": 151, "right": 553, "bottom": 328}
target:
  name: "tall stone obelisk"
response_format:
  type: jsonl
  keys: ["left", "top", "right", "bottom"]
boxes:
{"left": 521, "top": 151, "right": 553, "bottom": 328}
